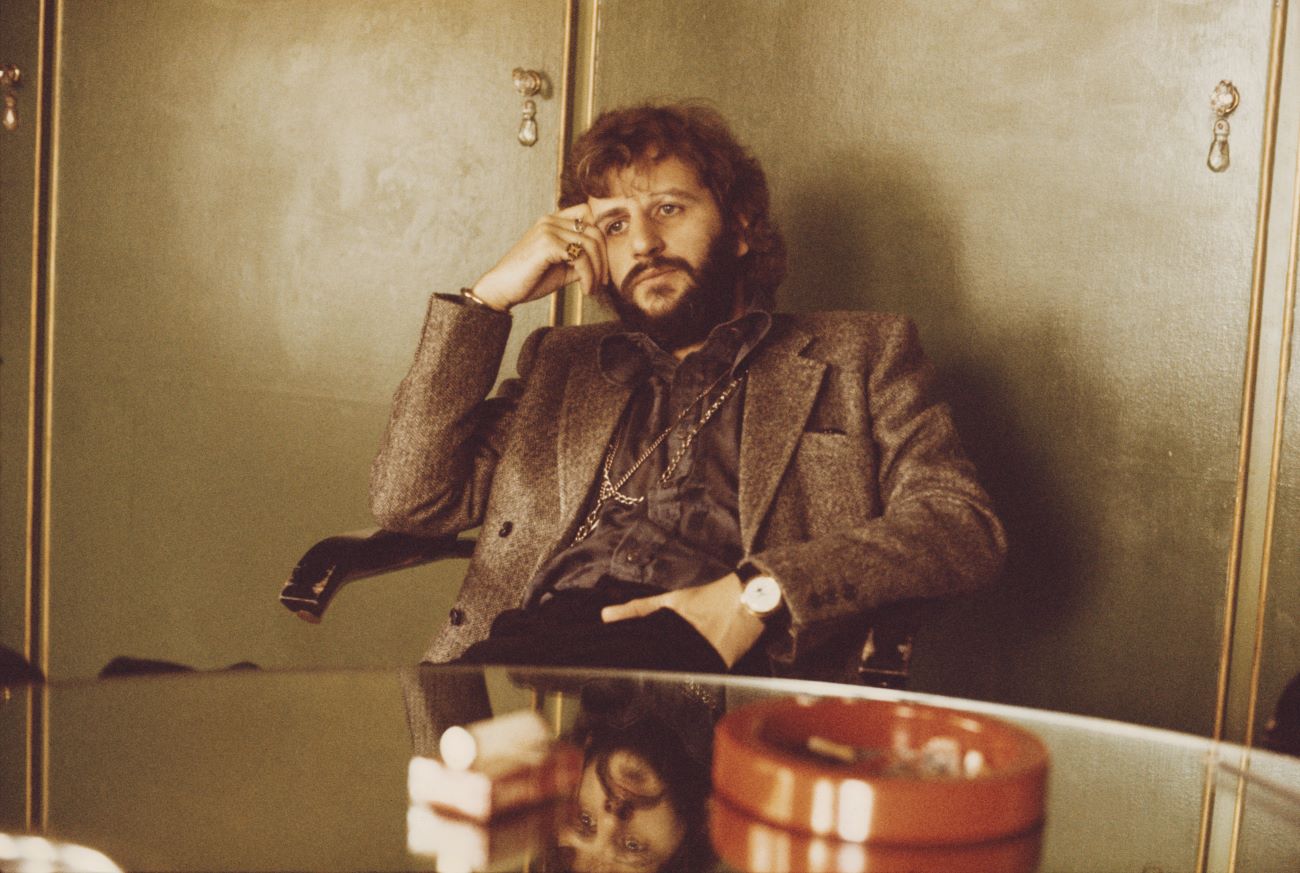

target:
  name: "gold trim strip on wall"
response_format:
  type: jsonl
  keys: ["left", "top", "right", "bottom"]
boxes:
{"left": 1214, "top": 0, "right": 1289, "bottom": 745}
{"left": 548, "top": 0, "right": 580, "bottom": 330}
{"left": 1250, "top": 131, "right": 1300, "bottom": 746}
{"left": 1228, "top": 14, "right": 1300, "bottom": 870}
{"left": 24, "top": 0, "right": 49, "bottom": 682}
{"left": 40, "top": 0, "right": 61, "bottom": 695}
{"left": 1197, "top": 0, "right": 1290, "bottom": 870}
{"left": 555, "top": 0, "right": 578, "bottom": 206}
{"left": 581, "top": 0, "right": 598, "bottom": 132}
{"left": 37, "top": 0, "right": 63, "bottom": 830}
{"left": 552, "top": 0, "right": 601, "bottom": 328}
{"left": 41, "top": 0, "right": 64, "bottom": 828}
{"left": 543, "top": 0, "right": 602, "bottom": 328}
{"left": 22, "top": 0, "right": 57, "bottom": 833}
{"left": 562, "top": 0, "right": 600, "bottom": 327}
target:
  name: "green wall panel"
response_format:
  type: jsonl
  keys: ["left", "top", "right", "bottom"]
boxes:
{"left": 0, "top": 0, "right": 41, "bottom": 672}
{"left": 41, "top": 0, "right": 567, "bottom": 678}
{"left": 590, "top": 0, "right": 1273, "bottom": 734}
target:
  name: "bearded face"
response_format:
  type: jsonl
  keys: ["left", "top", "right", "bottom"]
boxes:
{"left": 585, "top": 156, "right": 751, "bottom": 353}
{"left": 600, "top": 225, "right": 743, "bottom": 352}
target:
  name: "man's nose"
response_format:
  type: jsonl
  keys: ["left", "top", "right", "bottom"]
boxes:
{"left": 630, "top": 215, "right": 663, "bottom": 258}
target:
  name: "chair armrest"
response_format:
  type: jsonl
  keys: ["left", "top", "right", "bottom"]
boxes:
{"left": 855, "top": 600, "right": 938, "bottom": 689}
{"left": 280, "top": 528, "right": 476, "bottom": 623}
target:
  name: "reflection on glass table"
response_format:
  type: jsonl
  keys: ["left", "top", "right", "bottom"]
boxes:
{"left": 3, "top": 665, "right": 1298, "bottom": 871}
{"left": 404, "top": 672, "right": 722, "bottom": 871}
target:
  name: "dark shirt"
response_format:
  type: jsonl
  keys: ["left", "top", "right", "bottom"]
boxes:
{"left": 525, "top": 310, "right": 772, "bottom": 604}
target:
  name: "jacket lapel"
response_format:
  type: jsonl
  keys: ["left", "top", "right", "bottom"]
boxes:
{"left": 558, "top": 356, "right": 633, "bottom": 530}
{"left": 739, "top": 319, "right": 825, "bottom": 552}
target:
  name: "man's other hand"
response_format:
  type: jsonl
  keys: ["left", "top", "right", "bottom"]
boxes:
{"left": 599, "top": 573, "right": 765, "bottom": 669}
{"left": 469, "top": 204, "right": 608, "bottom": 311}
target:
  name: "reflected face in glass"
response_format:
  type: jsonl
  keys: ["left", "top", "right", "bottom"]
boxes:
{"left": 557, "top": 749, "right": 687, "bottom": 872}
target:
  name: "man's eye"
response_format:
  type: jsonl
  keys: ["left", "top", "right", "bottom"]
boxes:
{"left": 578, "top": 812, "right": 596, "bottom": 833}
{"left": 605, "top": 220, "right": 626, "bottom": 235}
{"left": 658, "top": 203, "right": 681, "bottom": 217}
{"left": 623, "top": 837, "right": 646, "bottom": 853}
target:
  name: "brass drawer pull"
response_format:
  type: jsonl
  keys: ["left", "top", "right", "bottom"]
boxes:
{"left": 513, "top": 67, "right": 544, "bottom": 147}
{"left": 2, "top": 64, "right": 21, "bottom": 132}
{"left": 1207, "top": 80, "right": 1240, "bottom": 173}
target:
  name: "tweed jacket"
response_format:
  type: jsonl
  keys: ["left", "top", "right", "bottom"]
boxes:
{"left": 370, "top": 294, "right": 1006, "bottom": 681}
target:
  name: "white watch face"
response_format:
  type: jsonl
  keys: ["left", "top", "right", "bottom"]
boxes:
{"left": 742, "top": 575, "right": 782, "bottom": 616}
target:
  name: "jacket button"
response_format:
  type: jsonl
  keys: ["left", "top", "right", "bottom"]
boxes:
{"left": 498, "top": 521, "right": 513, "bottom": 537}
{"left": 448, "top": 608, "right": 465, "bottom": 626}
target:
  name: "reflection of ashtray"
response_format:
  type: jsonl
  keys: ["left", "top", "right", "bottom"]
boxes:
{"left": 710, "top": 798, "right": 1043, "bottom": 873}
{"left": 712, "top": 698, "right": 1048, "bottom": 845}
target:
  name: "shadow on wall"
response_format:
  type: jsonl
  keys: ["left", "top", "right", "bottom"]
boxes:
{"left": 777, "top": 147, "right": 1116, "bottom": 710}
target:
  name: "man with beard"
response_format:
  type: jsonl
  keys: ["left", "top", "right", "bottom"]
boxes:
{"left": 370, "top": 103, "right": 1005, "bottom": 679}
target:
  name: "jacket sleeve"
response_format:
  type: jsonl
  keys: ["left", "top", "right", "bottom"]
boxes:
{"left": 747, "top": 317, "right": 1007, "bottom": 664}
{"left": 369, "top": 293, "right": 547, "bottom": 537}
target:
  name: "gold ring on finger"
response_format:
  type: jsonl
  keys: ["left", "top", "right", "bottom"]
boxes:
{"left": 573, "top": 217, "right": 586, "bottom": 233}
{"left": 564, "top": 241, "right": 583, "bottom": 263}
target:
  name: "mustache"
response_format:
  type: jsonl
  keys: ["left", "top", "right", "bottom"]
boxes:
{"left": 620, "top": 256, "right": 697, "bottom": 296}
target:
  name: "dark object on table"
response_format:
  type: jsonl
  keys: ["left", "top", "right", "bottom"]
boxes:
{"left": 1263, "top": 671, "right": 1300, "bottom": 757}
{"left": 98, "top": 657, "right": 259, "bottom": 678}
{"left": 0, "top": 644, "right": 44, "bottom": 684}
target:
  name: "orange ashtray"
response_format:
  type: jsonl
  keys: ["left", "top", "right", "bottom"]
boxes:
{"left": 712, "top": 697, "right": 1048, "bottom": 846}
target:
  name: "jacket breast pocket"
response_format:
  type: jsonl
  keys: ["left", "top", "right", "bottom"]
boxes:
{"left": 786, "top": 431, "right": 879, "bottom": 523}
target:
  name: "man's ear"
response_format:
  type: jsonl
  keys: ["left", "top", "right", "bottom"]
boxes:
{"left": 733, "top": 214, "right": 751, "bottom": 258}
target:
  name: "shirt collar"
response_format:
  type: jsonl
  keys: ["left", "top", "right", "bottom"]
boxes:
{"left": 598, "top": 309, "right": 773, "bottom": 387}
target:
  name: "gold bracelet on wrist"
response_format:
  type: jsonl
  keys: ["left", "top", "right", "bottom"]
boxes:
{"left": 460, "top": 287, "right": 506, "bottom": 312}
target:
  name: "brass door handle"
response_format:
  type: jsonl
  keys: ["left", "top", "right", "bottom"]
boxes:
{"left": 2, "top": 64, "right": 21, "bottom": 132}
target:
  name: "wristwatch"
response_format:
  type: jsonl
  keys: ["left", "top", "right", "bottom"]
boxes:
{"left": 739, "top": 567, "right": 784, "bottom": 619}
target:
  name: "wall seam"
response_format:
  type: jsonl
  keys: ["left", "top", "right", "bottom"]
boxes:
{"left": 1199, "top": 1, "right": 1290, "bottom": 870}
{"left": 1227, "top": 14, "right": 1300, "bottom": 869}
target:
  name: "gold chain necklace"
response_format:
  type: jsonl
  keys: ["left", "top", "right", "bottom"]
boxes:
{"left": 571, "top": 371, "right": 746, "bottom": 544}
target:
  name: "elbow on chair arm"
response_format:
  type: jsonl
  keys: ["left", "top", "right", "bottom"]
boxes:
{"left": 279, "top": 528, "right": 476, "bottom": 623}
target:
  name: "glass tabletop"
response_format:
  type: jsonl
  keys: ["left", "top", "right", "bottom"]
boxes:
{"left": 3, "top": 665, "right": 1298, "bottom": 872}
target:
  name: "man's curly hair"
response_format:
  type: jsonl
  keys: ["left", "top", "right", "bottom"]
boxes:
{"left": 559, "top": 102, "right": 787, "bottom": 310}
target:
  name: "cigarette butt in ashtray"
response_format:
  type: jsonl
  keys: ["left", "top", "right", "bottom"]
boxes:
{"left": 440, "top": 709, "right": 553, "bottom": 771}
